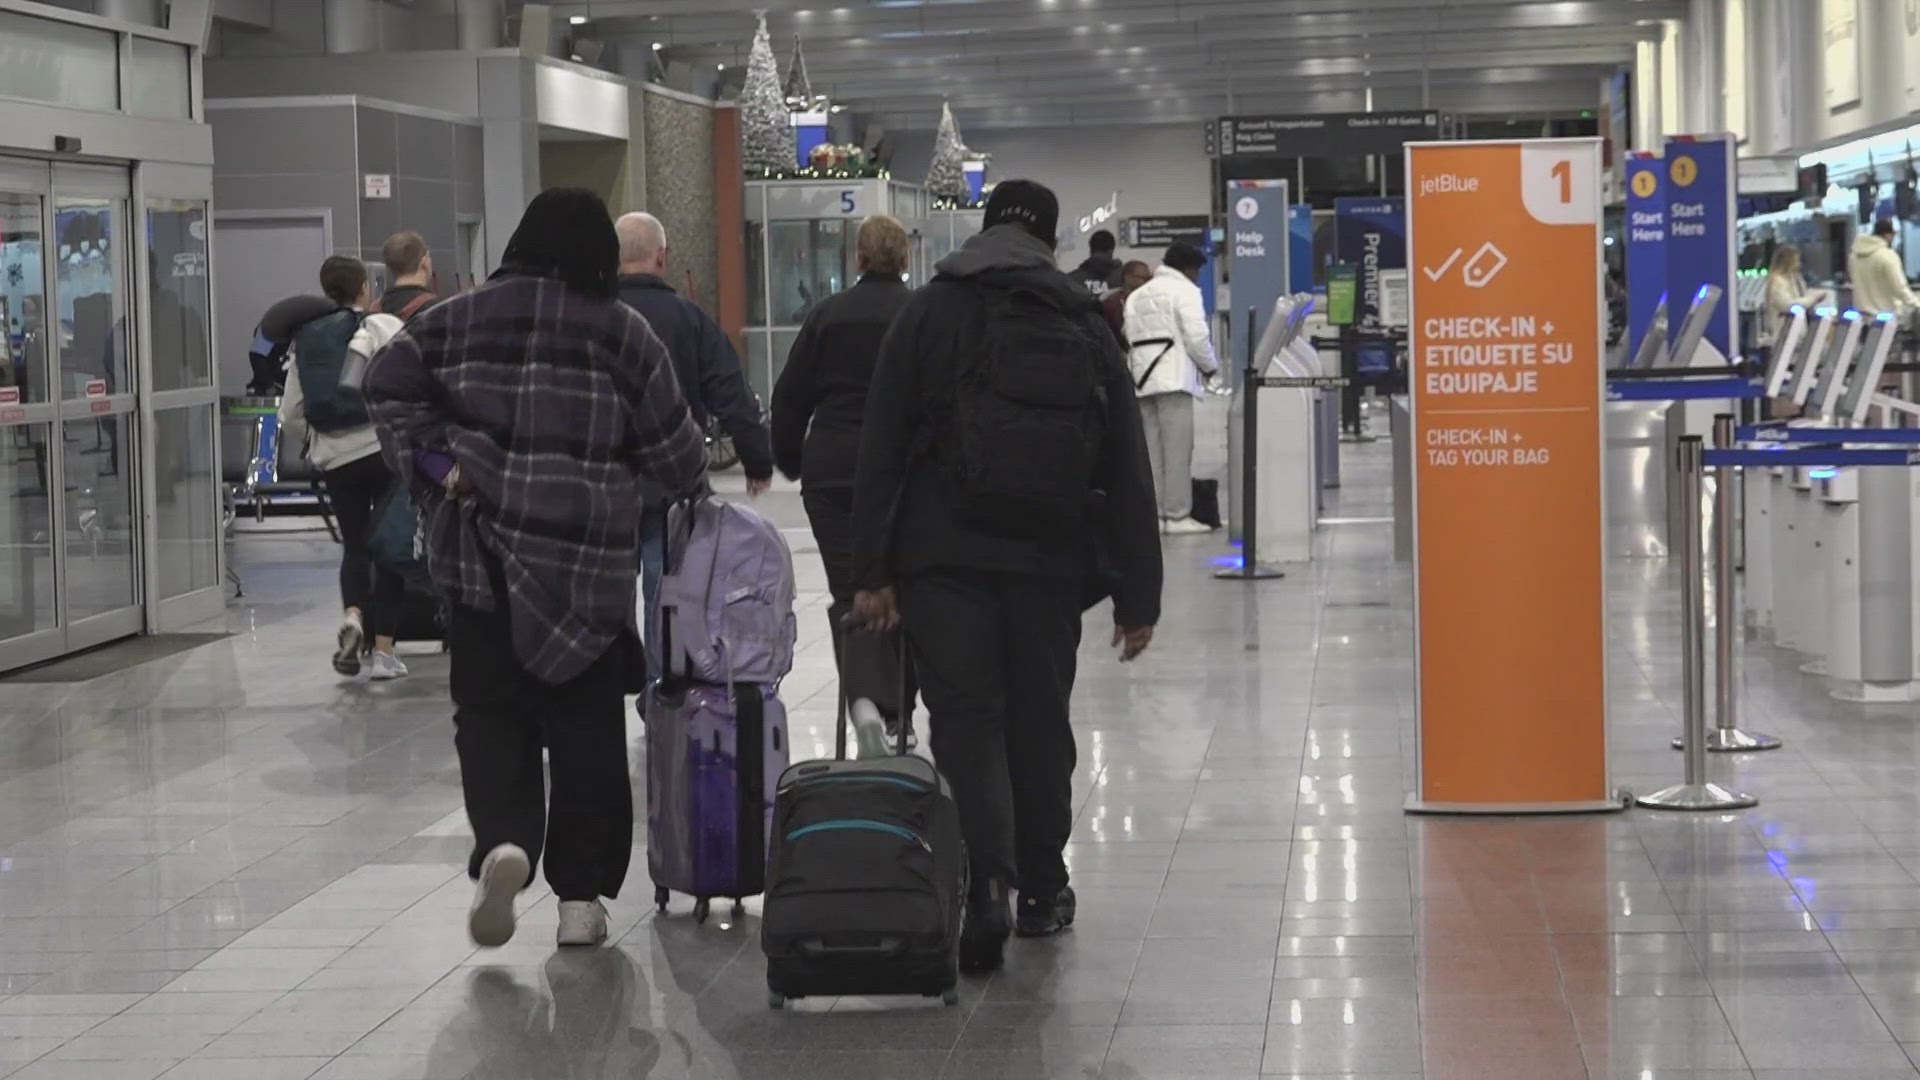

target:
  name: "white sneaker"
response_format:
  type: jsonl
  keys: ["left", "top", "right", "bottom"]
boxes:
{"left": 1164, "top": 516, "right": 1212, "bottom": 535}
{"left": 850, "top": 698, "right": 891, "bottom": 759}
{"left": 556, "top": 899, "right": 609, "bottom": 947}
{"left": 368, "top": 651, "right": 409, "bottom": 681}
{"left": 332, "top": 613, "right": 364, "bottom": 676}
{"left": 468, "top": 843, "right": 529, "bottom": 947}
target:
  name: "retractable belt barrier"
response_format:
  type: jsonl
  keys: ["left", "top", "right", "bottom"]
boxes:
{"left": 1737, "top": 425, "right": 1920, "bottom": 445}
{"left": 1705, "top": 448, "right": 1920, "bottom": 467}
{"left": 1639, "top": 415, "right": 1782, "bottom": 812}
{"left": 1607, "top": 376, "right": 1764, "bottom": 402}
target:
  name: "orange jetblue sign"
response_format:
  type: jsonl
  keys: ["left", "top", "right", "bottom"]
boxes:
{"left": 1405, "top": 139, "right": 1615, "bottom": 812}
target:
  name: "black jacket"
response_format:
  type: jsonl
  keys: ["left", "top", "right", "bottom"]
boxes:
{"left": 851, "top": 226, "right": 1162, "bottom": 628}
{"left": 375, "top": 284, "right": 437, "bottom": 321}
{"left": 771, "top": 272, "right": 913, "bottom": 488}
{"left": 1070, "top": 253, "right": 1123, "bottom": 293}
{"left": 617, "top": 273, "right": 773, "bottom": 482}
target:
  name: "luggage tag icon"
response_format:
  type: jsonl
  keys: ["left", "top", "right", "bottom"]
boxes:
{"left": 1461, "top": 242, "right": 1508, "bottom": 289}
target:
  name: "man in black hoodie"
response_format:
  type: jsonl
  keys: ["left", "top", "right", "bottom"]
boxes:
{"left": 849, "top": 180, "right": 1162, "bottom": 973}
{"left": 1070, "top": 228, "right": 1125, "bottom": 295}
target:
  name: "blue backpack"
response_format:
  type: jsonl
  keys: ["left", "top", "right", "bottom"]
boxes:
{"left": 292, "top": 309, "right": 368, "bottom": 432}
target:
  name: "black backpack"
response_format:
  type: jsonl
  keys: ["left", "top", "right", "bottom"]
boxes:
{"left": 946, "top": 284, "right": 1108, "bottom": 536}
{"left": 291, "top": 308, "right": 369, "bottom": 433}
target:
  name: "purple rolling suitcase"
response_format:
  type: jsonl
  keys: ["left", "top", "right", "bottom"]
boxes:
{"left": 645, "top": 493, "right": 797, "bottom": 922}
{"left": 645, "top": 681, "right": 789, "bottom": 922}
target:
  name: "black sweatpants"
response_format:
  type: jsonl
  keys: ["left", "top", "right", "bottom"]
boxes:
{"left": 899, "top": 570, "right": 1081, "bottom": 898}
{"left": 803, "top": 484, "right": 916, "bottom": 722}
{"left": 449, "top": 602, "right": 635, "bottom": 901}
{"left": 323, "top": 452, "right": 407, "bottom": 641}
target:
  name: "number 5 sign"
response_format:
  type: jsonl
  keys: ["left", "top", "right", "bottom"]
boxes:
{"left": 1404, "top": 138, "right": 1614, "bottom": 814}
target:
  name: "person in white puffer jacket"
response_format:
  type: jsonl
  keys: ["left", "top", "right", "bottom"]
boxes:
{"left": 1122, "top": 242, "right": 1219, "bottom": 533}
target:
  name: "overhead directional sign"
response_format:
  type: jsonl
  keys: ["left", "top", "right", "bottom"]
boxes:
{"left": 1124, "top": 215, "right": 1210, "bottom": 249}
{"left": 1215, "top": 111, "right": 1442, "bottom": 158}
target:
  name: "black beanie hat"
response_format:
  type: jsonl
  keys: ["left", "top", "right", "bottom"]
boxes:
{"left": 983, "top": 179, "right": 1060, "bottom": 248}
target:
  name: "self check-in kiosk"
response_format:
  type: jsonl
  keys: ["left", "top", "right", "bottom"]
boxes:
{"left": 1772, "top": 310, "right": 1846, "bottom": 664}
{"left": 1812, "top": 314, "right": 1917, "bottom": 700}
{"left": 1629, "top": 294, "right": 1670, "bottom": 369}
{"left": 1226, "top": 295, "right": 1319, "bottom": 564}
{"left": 1745, "top": 304, "right": 1811, "bottom": 632}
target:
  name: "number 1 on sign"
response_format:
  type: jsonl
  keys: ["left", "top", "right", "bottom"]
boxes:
{"left": 1550, "top": 159, "right": 1571, "bottom": 203}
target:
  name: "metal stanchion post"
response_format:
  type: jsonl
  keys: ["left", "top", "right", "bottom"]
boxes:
{"left": 1639, "top": 436, "right": 1757, "bottom": 810}
{"left": 1675, "top": 414, "right": 1780, "bottom": 752}
{"left": 1217, "top": 306, "right": 1285, "bottom": 581}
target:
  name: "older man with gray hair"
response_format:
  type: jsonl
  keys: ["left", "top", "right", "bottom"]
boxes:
{"left": 614, "top": 211, "right": 773, "bottom": 624}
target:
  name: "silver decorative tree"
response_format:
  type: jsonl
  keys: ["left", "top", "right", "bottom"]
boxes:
{"left": 926, "top": 102, "right": 970, "bottom": 203}
{"left": 741, "top": 13, "right": 795, "bottom": 175}
{"left": 784, "top": 35, "right": 816, "bottom": 110}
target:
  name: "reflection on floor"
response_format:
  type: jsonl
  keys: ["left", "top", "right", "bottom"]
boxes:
{"left": 3, "top": 434, "right": 1920, "bottom": 1079}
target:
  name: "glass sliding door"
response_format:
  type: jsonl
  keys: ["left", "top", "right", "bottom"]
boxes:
{"left": 52, "top": 165, "right": 140, "bottom": 651}
{"left": 0, "top": 159, "right": 146, "bottom": 671}
{"left": 0, "top": 161, "right": 59, "bottom": 669}
{"left": 140, "top": 164, "right": 222, "bottom": 630}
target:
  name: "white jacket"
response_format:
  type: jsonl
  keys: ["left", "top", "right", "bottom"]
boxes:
{"left": 1848, "top": 234, "right": 1919, "bottom": 318}
{"left": 1122, "top": 266, "right": 1218, "bottom": 398}
{"left": 278, "top": 312, "right": 403, "bottom": 472}
{"left": 1762, "top": 270, "right": 1822, "bottom": 343}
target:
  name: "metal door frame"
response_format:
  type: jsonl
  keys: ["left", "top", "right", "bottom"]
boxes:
{"left": 0, "top": 158, "right": 61, "bottom": 672}
{"left": 50, "top": 161, "right": 143, "bottom": 655}
{"left": 139, "top": 160, "right": 220, "bottom": 634}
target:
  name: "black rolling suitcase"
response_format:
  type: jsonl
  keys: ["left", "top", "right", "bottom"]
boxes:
{"left": 760, "top": 649, "right": 965, "bottom": 1008}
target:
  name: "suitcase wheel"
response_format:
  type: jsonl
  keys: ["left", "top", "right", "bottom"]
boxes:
{"left": 767, "top": 991, "right": 785, "bottom": 1010}
{"left": 693, "top": 898, "right": 710, "bottom": 923}
{"left": 654, "top": 886, "right": 669, "bottom": 914}
{"left": 941, "top": 988, "right": 960, "bottom": 1007}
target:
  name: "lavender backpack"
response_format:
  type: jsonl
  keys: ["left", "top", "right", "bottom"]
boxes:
{"left": 653, "top": 495, "right": 797, "bottom": 685}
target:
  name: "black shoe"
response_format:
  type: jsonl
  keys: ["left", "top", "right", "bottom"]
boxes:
{"left": 959, "top": 880, "right": 1011, "bottom": 975}
{"left": 1016, "top": 886, "right": 1077, "bottom": 937}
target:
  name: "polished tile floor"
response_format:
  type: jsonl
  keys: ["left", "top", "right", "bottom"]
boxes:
{"left": 4, "top": 430, "right": 1920, "bottom": 1079}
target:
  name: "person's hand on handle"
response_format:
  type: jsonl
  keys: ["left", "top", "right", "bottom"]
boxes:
{"left": 1112, "top": 624, "right": 1154, "bottom": 662}
{"left": 849, "top": 587, "right": 900, "bottom": 632}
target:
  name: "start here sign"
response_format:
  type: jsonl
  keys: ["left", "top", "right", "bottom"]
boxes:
{"left": 1405, "top": 138, "right": 1612, "bottom": 812}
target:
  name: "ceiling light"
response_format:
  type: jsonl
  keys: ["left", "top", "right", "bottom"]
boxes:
{"left": 650, "top": 41, "right": 663, "bottom": 50}
{"left": 830, "top": 104, "right": 846, "bottom": 112}
{"left": 716, "top": 62, "right": 726, "bottom": 69}
{"left": 569, "top": 15, "right": 588, "bottom": 25}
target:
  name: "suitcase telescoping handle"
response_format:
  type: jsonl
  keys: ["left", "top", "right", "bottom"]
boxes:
{"left": 833, "top": 620, "right": 914, "bottom": 761}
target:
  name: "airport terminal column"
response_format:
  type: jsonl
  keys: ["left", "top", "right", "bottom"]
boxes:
{"left": 1638, "top": 436, "right": 1756, "bottom": 811}
{"left": 96, "top": 0, "right": 161, "bottom": 25}
{"left": 458, "top": 0, "right": 502, "bottom": 50}
{"left": 324, "top": 0, "right": 379, "bottom": 53}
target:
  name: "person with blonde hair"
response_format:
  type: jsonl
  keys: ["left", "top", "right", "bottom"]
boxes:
{"left": 772, "top": 214, "right": 917, "bottom": 748}
{"left": 1763, "top": 243, "right": 1827, "bottom": 344}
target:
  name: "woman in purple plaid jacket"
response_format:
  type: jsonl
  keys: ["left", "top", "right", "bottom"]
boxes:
{"left": 365, "top": 188, "right": 707, "bottom": 950}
